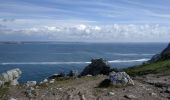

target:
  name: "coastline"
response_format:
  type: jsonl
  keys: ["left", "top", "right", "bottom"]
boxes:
{"left": 0, "top": 43, "right": 170, "bottom": 99}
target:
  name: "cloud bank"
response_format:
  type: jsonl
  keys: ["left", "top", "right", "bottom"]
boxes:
{"left": 0, "top": 0, "right": 170, "bottom": 42}
{"left": 0, "top": 19, "right": 170, "bottom": 42}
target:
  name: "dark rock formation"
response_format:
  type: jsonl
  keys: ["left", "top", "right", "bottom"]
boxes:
{"left": 161, "top": 43, "right": 170, "bottom": 60}
{"left": 149, "top": 43, "right": 170, "bottom": 62}
{"left": 149, "top": 54, "right": 161, "bottom": 63}
{"left": 80, "top": 58, "right": 111, "bottom": 76}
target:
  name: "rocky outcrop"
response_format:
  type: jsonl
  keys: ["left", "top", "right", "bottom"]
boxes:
{"left": 80, "top": 58, "right": 111, "bottom": 76}
{"left": 161, "top": 43, "right": 170, "bottom": 60}
{"left": 0, "top": 68, "right": 22, "bottom": 86}
{"left": 149, "top": 54, "right": 161, "bottom": 63}
{"left": 150, "top": 43, "right": 170, "bottom": 62}
{"left": 109, "top": 71, "right": 134, "bottom": 86}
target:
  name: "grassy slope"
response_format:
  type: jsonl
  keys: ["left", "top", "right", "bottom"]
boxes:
{"left": 125, "top": 60, "right": 170, "bottom": 76}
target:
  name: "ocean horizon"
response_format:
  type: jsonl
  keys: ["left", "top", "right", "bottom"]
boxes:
{"left": 0, "top": 42, "right": 168, "bottom": 82}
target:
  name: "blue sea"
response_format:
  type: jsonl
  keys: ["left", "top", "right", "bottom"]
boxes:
{"left": 0, "top": 42, "right": 168, "bottom": 82}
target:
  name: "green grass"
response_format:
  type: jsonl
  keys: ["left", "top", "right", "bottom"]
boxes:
{"left": 125, "top": 60, "right": 170, "bottom": 76}
{"left": 0, "top": 82, "right": 10, "bottom": 99}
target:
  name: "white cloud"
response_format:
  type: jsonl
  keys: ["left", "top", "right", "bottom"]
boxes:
{"left": 0, "top": 23, "right": 170, "bottom": 42}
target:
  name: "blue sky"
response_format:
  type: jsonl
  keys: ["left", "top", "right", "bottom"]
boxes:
{"left": 0, "top": 0, "right": 170, "bottom": 42}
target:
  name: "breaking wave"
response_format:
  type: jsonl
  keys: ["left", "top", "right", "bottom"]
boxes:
{"left": 107, "top": 53, "right": 154, "bottom": 56}
{"left": 0, "top": 58, "right": 149, "bottom": 65}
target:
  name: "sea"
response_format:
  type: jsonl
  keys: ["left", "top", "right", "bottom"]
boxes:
{"left": 0, "top": 42, "right": 168, "bottom": 82}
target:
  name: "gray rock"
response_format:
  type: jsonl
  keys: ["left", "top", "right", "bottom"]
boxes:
{"left": 25, "top": 87, "right": 37, "bottom": 99}
{"left": 8, "top": 97, "right": 17, "bottom": 100}
{"left": 49, "top": 79, "right": 55, "bottom": 83}
{"left": 0, "top": 80, "right": 5, "bottom": 87}
{"left": 0, "top": 68, "right": 22, "bottom": 86}
{"left": 67, "top": 94, "right": 73, "bottom": 100}
{"left": 108, "top": 92, "right": 115, "bottom": 96}
{"left": 150, "top": 92, "right": 157, "bottom": 97}
{"left": 165, "top": 87, "right": 170, "bottom": 93}
{"left": 124, "top": 94, "right": 137, "bottom": 99}
{"left": 78, "top": 92, "right": 86, "bottom": 100}
{"left": 40, "top": 79, "right": 48, "bottom": 84}
{"left": 109, "top": 71, "right": 134, "bottom": 86}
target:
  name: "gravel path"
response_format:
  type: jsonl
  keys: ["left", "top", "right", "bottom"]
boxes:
{"left": 3, "top": 74, "right": 170, "bottom": 100}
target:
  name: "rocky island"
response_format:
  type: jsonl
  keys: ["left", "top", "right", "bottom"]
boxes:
{"left": 0, "top": 44, "right": 170, "bottom": 100}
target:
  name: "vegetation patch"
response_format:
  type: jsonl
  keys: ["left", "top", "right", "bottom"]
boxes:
{"left": 0, "top": 83, "right": 10, "bottom": 99}
{"left": 125, "top": 60, "right": 170, "bottom": 76}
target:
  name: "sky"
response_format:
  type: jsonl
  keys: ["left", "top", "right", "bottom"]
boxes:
{"left": 0, "top": 0, "right": 170, "bottom": 42}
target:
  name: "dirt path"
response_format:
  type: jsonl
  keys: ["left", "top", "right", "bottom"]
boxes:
{"left": 3, "top": 74, "right": 170, "bottom": 100}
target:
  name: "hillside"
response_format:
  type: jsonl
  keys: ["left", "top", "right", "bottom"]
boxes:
{"left": 125, "top": 60, "right": 170, "bottom": 76}
{"left": 125, "top": 43, "right": 170, "bottom": 76}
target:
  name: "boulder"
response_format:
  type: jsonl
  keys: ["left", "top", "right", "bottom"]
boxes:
{"left": 81, "top": 58, "right": 111, "bottom": 76}
{"left": 109, "top": 71, "right": 134, "bottom": 86}
{"left": 0, "top": 68, "right": 22, "bottom": 86}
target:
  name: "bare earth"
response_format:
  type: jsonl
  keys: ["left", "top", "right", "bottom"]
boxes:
{"left": 3, "top": 74, "right": 170, "bottom": 100}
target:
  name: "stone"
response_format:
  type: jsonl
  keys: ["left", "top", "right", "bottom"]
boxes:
{"left": 109, "top": 71, "right": 134, "bottom": 86}
{"left": 78, "top": 92, "right": 86, "bottom": 100}
{"left": 108, "top": 92, "right": 115, "bottom": 96}
{"left": 165, "top": 87, "right": 170, "bottom": 93}
{"left": 25, "top": 87, "right": 37, "bottom": 99}
{"left": 86, "top": 74, "right": 92, "bottom": 77}
{"left": 150, "top": 92, "right": 157, "bottom": 97}
{"left": 81, "top": 58, "right": 111, "bottom": 76}
{"left": 26, "top": 81, "right": 37, "bottom": 87}
{"left": 40, "top": 79, "right": 48, "bottom": 84}
{"left": 8, "top": 97, "right": 17, "bottom": 100}
{"left": 49, "top": 79, "right": 55, "bottom": 84}
{"left": 0, "top": 80, "right": 4, "bottom": 87}
{"left": 67, "top": 94, "right": 73, "bottom": 100}
{"left": 0, "top": 68, "right": 22, "bottom": 86}
{"left": 124, "top": 94, "right": 137, "bottom": 99}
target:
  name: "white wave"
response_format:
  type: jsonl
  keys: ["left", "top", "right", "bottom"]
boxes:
{"left": 108, "top": 59, "right": 149, "bottom": 63}
{"left": 1, "top": 61, "right": 91, "bottom": 65}
{"left": 0, "top": 58, "right": 149, "bottom": 65}
{"left": 107, "top": 53, "right": 154, "bottom": 56}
